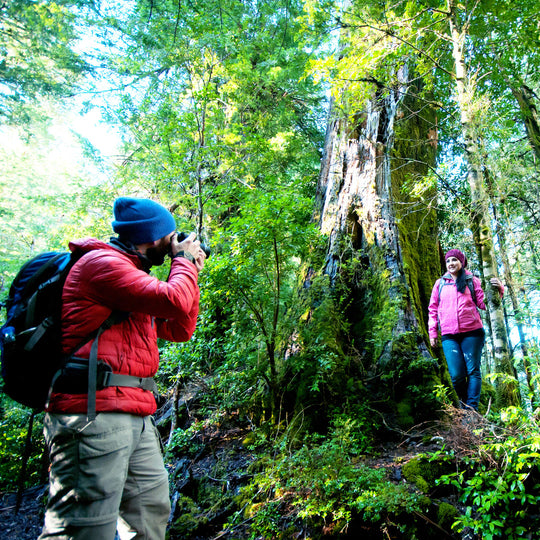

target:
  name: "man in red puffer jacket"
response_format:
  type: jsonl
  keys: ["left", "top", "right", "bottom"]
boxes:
{"left": 39, "top": 197, "right": 206, "bottom": 540}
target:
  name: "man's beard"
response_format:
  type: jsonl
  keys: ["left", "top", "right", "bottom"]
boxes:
{"left": 145, "top": 245, "right": 168, "bottom": 267}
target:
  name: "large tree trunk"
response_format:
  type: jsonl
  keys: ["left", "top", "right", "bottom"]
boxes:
{"left": 313, "top": 66, "right": 444, "bottom": 427}
{"left": 448, "top": 0, "right": 520, "bottom": 408}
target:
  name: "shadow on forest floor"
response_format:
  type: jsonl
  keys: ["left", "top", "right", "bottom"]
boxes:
{"left": 0, "top": 484, "right": 45, "bottom": 540}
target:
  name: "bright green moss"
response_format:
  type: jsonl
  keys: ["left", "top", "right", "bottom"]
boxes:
{"left": 401, "top": 456, "right": 452, "bottom": 494}
{"left": 437, "top": 501, "right": 458, "bottom": 529}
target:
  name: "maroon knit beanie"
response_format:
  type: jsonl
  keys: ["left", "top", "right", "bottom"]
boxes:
{"left": 445, "top": 248, "right": 467, "bottom": 268}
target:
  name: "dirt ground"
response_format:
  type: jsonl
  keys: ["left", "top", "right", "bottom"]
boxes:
{"left": 0, "top": 485, "right": 46, "bottom": 540}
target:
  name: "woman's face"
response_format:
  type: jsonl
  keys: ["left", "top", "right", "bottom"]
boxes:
{"left": 446, "top": 256, "right": 462, "bottom": 275}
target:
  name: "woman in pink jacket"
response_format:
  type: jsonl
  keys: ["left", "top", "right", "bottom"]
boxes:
{"left": 428, "top": 249, "right": 503, "bottom": 410}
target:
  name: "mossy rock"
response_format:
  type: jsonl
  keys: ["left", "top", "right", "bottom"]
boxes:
{"left": 479, "top": 378, "right": 496, "bottom": 414}
{"left": 167, "top": 495, "right": 208, "bottom": 538}
{"left": 401, "top": 455, "right": 451, "bottom": 493}
{"left": 395, "top": 399, "right": 415, "bottom": 427}
{"left": 437, "top": 501, "right": 458, "bottom": 529}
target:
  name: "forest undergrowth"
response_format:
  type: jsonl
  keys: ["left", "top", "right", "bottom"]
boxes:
{"left": 2, "top": 383, "right": 540, "bottom": 540}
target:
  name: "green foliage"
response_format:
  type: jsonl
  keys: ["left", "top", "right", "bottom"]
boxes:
{"left": 402, "top": 453, "right": 454, "bottom": 494}
{"left": 166, "top": 423, "right": 205, "bottom": 461}
{"left": 167, "top": 494, "right": 208, "bottom": 538}
{"left": 249, "top": 501, "right": 283, "bottom": 540}
{"left": 197, "top": 186, "right": 322, "bottom": 418}
{"left": 437, "top": 501, "right": 458, "bottom": 530}
{"left": 228, "top": 412, "right": 425, "bottom": 536}
{"left": 436, "top": 407, "right": 540, "bottom": 539}
{"left": 100, "top": 0, "right": 324, "bottom": 230}
{"left": 0, "top": 0, "right": 89, "bottom": 124}
{"left": 0, "top": 115, "right": 116, "bottom": 300}
{"left": 167, "top": 438, "right": 243, "bottom": 539}
{"left": 278, "top": 272, "right": 357, "bottom": 411}
{"left": 0, "top": 396, "right": 44, "bottom": 490}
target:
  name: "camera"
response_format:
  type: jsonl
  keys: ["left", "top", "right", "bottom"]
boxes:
{"left": 177, "top": 232, "right": 211, "bottom": 259}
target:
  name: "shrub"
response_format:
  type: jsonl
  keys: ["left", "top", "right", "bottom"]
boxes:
{"left": 437, "top": 407, "right": 540, "bottom": 539}
{"left": 0, "top": 397, "right": 45, "bottom": 490}
{"left": 229, "top": 414, "right": 426, "bottom": 536}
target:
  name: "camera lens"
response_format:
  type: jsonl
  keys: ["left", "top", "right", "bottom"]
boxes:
{"left": 176, "top": 232, "right": 211, "bottom": 258}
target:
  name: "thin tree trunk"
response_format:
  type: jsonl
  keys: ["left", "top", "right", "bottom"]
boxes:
{"left": 511, "top": 84, "right": 540, "bottom": 161}
{"left": 168, "top": 378, "right": 182, "bottom": 446}
{"left": 448, "top": 0, "right": 520, "bottom": 407}
{"left": 498, "top": 63, "right": 540, "bottom": 161}
{"left": 472, "top": 226, "right": 494, "bottom": 376}
{"left": 16, "top": 411, "right": 35, "bottom": 513}
{"left": 487, "top": 176, "right": 536, "bottom": 404}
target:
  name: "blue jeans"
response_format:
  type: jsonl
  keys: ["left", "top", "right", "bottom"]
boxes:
{"left": 441, "top": 332, "right": 485, "bottom": 410}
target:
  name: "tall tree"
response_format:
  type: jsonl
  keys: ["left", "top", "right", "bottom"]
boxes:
{"left": 306, "top": 4, "right": 444, "bottom": 425}
{"left": 0, "top": 0, "right": 89, "bottom": 124}
{"left": 314, "top": 0, "right": 528, "bottom": 407}
{"left": 92, "top": 0, "right": 326, "bottom": 421}
{"left": 446, "top": 0, "right": 519, "bottom": 406}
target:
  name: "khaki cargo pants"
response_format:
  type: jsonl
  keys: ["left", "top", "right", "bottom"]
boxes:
{"left": 38, "top": 412, "right": 170, "bottom": 540}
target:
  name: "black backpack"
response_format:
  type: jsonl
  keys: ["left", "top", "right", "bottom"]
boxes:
{"left": 0, "top": 251, "right": 79, "bottom": 410}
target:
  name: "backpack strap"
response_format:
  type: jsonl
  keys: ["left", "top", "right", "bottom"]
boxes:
{"left": 465, "top": 274, "right": 477, "bottom": 306}
{"left": 438, "top": 273, "right": 478, "bottom": 307}
{"left": 100, "top": 372, "right": 158, "bottom": 391}
{"left": 87, "top": 326, "right": 102, "bottom": 422}
{"left": 48, "top": 310, "right": 158, "bottom": 421}
{"left": 85, "top": 313, "right": 157, "bottom": 421}
{"left": 23, "top": 316, "right": 53, "bottom": 352}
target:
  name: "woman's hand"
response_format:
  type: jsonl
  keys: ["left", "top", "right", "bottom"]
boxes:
{"left": 490, "top": 277, "right": 503, "bottom": 293}
{"left": 430, "top": 337, "right": 437, "bottom": 348}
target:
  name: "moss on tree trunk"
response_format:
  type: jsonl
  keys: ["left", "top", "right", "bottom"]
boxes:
{"left": 311, "top": 67, "right": 448, "bottom": 428}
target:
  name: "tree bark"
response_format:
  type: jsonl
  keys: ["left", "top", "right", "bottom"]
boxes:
{"left": 314, "top": 65, "right": 444, "bottom": 427}
{"left": 511, "top": 84, "right": 540, "bottom": 161}
{"left": 488, "top": 178, "right": 537, "bottom": 405}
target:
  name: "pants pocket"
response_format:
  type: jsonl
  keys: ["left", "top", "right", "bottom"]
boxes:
{"left": 46, "top": 413, "right": 133, "bottom": 503}
{"left": 76, "top": 431, "right": 130, "bottom": 501}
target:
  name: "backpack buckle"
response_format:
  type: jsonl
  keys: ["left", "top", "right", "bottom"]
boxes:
{"left": 96, "top": 362, "right": 113, "bottom": 390}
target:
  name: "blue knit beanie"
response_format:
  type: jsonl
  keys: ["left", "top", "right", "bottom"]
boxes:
{"left": 112, "top": 197, "right": 176, "bottom": 244}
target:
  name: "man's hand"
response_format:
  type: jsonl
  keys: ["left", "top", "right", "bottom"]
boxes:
{"left": 171, "top": 232, "right": 207, "bottom": 271}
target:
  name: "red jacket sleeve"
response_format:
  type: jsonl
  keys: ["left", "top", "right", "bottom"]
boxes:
{"left": 156, "top": 284, "right": 200, "bottom": 342}
{"left": 75, "top": 252, "right": 200, "bottom": 320}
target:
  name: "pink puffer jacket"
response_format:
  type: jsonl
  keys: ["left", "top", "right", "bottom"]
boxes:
{"left": 47, "top": 238, "right": 200, "bottom": 416}
{"left": 428, "top": 271, "right": 485, "bottom": 340}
